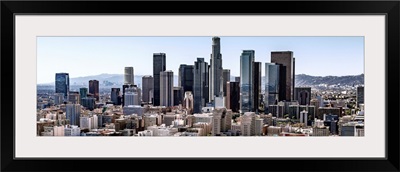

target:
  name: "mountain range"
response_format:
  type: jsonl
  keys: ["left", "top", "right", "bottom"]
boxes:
{"left": 38, "top": 73, "right": 364, "bottom": 88}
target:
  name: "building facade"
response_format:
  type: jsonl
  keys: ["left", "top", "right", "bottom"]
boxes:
{"left": 160, "top": 70, "right": 174, "bottom": 107}
{"left": 153, "top": 53, "right": 166, "bottom": 106}
{"left": 240, "top": 50, "right": 255, "bottom": 113}
{"left": 271, "top": 51, "right": 295, "bottom": 101}
{"left": 88, "top": 80, "right": 99, "bottom": 101}
{"left": 55, "top": 73, "right": 70, "bottom": 101}
{"left": 209, "top": 37, "right": 223, "bottom": 102}
{"left": 193, "top": 58, "right": 209, "bottom": 113}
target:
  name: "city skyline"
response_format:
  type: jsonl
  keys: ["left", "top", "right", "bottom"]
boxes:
{"left": 37, "top": 36, "right": 365, "bottom": 137}
{"left": 37, "top": 36, "right": 364, "bottom": 84}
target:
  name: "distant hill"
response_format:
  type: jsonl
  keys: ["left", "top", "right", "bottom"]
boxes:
{"left": 38, "top": 73, "right": 364, "bottom": 88}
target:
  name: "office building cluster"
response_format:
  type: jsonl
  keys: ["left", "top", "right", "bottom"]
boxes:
{"left": 37, "top": 37, "right": 364, "bottom": 137}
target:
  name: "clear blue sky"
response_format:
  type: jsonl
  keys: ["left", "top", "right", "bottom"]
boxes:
{"left": 37, "top": 36, "right": 364, "bottom": 84}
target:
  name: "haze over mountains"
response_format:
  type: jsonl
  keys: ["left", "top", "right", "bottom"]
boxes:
{"left": 38, "top": 73, "right": 364, "bottom": 88}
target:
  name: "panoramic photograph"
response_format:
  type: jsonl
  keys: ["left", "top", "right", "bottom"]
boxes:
{"left": 36, "top": 36, "right": 365, "bottom": 137}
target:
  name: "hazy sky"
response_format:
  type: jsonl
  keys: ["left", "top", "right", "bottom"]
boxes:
{"left": 37, "top": 36, "right": 364, "bottom": 84}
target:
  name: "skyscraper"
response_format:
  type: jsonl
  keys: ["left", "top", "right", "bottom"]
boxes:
{"left": 240, "top": 50, "right": 255, "bottom": 113}
{"left": 173, "top": 87, "right": 182, "bottom": 106}
{"left": 252, "top": 62, "right": 261, "bottom": 112}
{"left": 179, "top": 64, "right": 194, "bottom": 102}
{"left": 271, "top": 51, "right": 295, "bottom": 101}
{"left": 222, "top": 69, "right": 230, "bottom": 97}
{"left": 66, "top": 103, "right": 81, "bottom": 126}
{"left": 122, "top": 84, "right": 134, "bottom": 107}
{"left": 294, "top": 87, "right": 312, "bottom": 105}
{"left": 88, "top": 80, "right": 99, "bottom": 101}
{"left": 265, "top": 63, "right": 280, "bottom": 113}
{"left": 68, "top": 91, "right": 80, "bottom": 104}
{"left": 55, "top": 73, "right": 69, "bottom": 101}
{"left": 142, "top": 75, "right": 154, "bottom": 103}
{"left": 153, "top": 53, "right": 166, "bottom": 106}
{"left": 160, "top": 70, "right": 174, "bottom": 107}
{"left": 193, "top": 58, "right": 209, "bottom": 113}
{"left": 124, "top": 67, "right": 134, "bottom": 85}
{"left": 226, "top": 81, "right": 240, "bottom": 112}
{"left": 209, "top": 37, "right": 223, "bottom": 102}
{"left": 124, "top": 87, "right": 139, "bottom": 106}
{"left": 111, "top": 88, "right": 121, "bottom": 105}
{"left": 79, "top": 88, "right": 88, "bottom": 98}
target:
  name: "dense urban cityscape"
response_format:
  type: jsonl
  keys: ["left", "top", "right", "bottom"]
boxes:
{"left": 37, "top": 37, "right": 365, "bottom": 137}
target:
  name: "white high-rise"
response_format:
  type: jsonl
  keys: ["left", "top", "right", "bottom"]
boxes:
{"left": 124, "top": 67, "right": 134, "bottom": 85}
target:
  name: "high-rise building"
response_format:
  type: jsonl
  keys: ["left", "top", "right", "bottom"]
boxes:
{"left": 124, "top": 87, "right": 139, "bottom": 106}
{"left": 226, "top": 81, "right": 240, "bottom": 112}
{"left": 153, "top": 53, "right": 166, "bottom": 106}
{"left": 160, "top": 70, "right": 174, "bottom": 107}
{"left": 265, "top": 63, "right": 280, "bottom": 113}
{"left": 88, "top": 80, "right": 99, "bottom": 101}
{"left": 111, "top": 88, "right": 121, "bottom": 105}
{"left": 252, "top": 62, "right": 261, "bottom": 113}
{"left": 124, "top": 67, "right": 134, "bottom": 85}
{"left": 80, "top": 97, "right": 95, "bottom": 110}
{"left": 179, "top": 64, "right": 194, "bottom": 101}
{"left": 55, "top": 73, "right": 69, "bottom": 101}
{"left": 53, "top": 93, "right": 64, "bottom": 105}
{"left": 193, "top": 58, "right": 209, "bottom": 113}
{"left": 142, "top": 75, "right": 154, "bottom": 103}
{"left": 68, "top": 91, "right": 80, "bottom": 104}
{"left": 211, "top": 109, "right": 222, "bottom": 136}
{"left": 183, "top": 91, "right": 194, "bottom": 114}
{"left": 222, "top": 69, "right": 230, "bottom": 97}
{"left": 173, "top": 87, "right": 182, "bottom": 106}
{"left": 122, "top": 84, "right": 134, "bottom": 107}
{"left": 219, "top": 108, "right": 232, "bottom": 132}
{"left": 357, "top": 86, "right": 364, "bottom": 108}
{"left": 271, "top": 51, "right": 295, "bottom": 101}
{"left": 241, "top": 112, "right": 255, "bottom": 136}
{"left": 209, "top": 36, "right": 223, "bottom": 102}
{"left": 66, "top": 104, "right": 81, "bottom": 126}
{"left": 294, "top": 87, "right": 312, "bottom": 105}
{"left": 79, "top": 88, "right": 88, "bottom": 98}
{"left": 240, "top": 50, "right": 255, "bottom": 113}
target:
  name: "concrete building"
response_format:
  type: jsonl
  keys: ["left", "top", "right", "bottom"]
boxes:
{"left": 183, "top": 91, "right": 194, "bottom": 114}
{"left": 124, "top": 66, "right": 134, "bottom": 85}
{"left": 68, "top": 91, "right": 80, "bottom": 104}
{"left": 211, "top": 111, "right": 222, "bottom": 136}
{"left": 142, "top": 75, "right": 154, "bottom": 103}
{"left": 160, "top": 70, "right": 174, "bottom": 107}
{"left": 66, "top": 103, "right": 81, "bottom": 126}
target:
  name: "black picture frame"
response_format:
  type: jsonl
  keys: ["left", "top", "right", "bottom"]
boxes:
{"left": 1, "top": 1, "right": 399, "bottom": 172}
